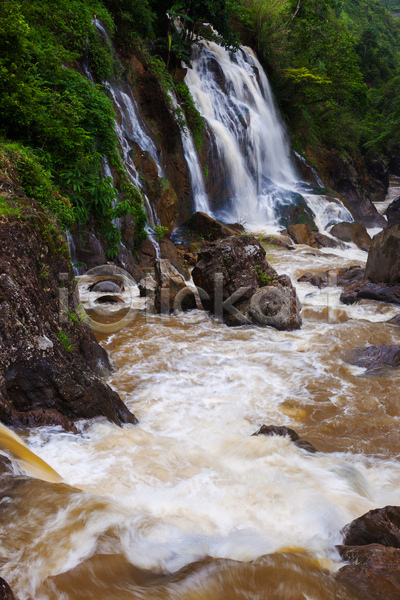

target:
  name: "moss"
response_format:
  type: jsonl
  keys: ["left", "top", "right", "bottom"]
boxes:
{"left": 175, "top": 83, "right": 205, "bottom": 150}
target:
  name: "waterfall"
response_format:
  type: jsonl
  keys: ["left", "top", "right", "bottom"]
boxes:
{"left": 66, "top": 231, "right": 82, "bottom": 276}
{"left": 184, "top": 42, "right": 352, "bottom": 233}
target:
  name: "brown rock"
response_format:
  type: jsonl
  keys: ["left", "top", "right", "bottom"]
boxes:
{"left": 365, "top": 224, "right": 400, "bottom": 284}
{"left": 314, "top": 232, "right": 342, "bottom": 248}
{"left": 330, "top": 222, "right": 372, "bottom": 252}
{"left": 73, "top": 228, "right": 107, "bottom": 271}
{"left": 160, "top": 240, "right": 189, "bottom": 280}
{"left": 192, "top": 235, "right": 302, "bottom": 330}
{"left": 154, "top": 259, "right": 196, "bottom": 313}
{"left": 336, "top": 544, "right": 400, "bottom": 600}
{"left": 141, "top": 151, "right": 158, "bottom": 184}
{"left": 341, "top": 506, "right": 400, "bottom": 549}
{"left": 287, "top": 224, "right": 319, "bottom": 247}
{"left": 137, "top": 237, "right": 157, "bottom": 268}
{"left": 153, "top": 179, "right": 179, "bottom": 236}
{"left": 183, "top": 212, "right": 238, "bottom": 242}
{"left": 252, "top": 424, "right": 317, "bottom": 453}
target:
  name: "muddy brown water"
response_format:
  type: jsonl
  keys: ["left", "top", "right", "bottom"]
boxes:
{"left": 1, "top": 194, "right": 400, "bottom": 598}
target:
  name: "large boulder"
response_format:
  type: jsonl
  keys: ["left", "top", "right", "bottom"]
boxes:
{"left": 192, "top": 235, "right": 302, "bottom": 329}
{"left": 287, "top": 224, "right": 341, "bottom": 249}
{"left": 0, "top": 191, "right": 137, "bottom": 431}
{"left": 336, "top": 544, "right": 400, "bottom": 600}
{"left": 340, "top": 280, "right": 400, "bottom": 305}
{"left": 341, "top": 506, "right": 400, "bottom": 549}
{"left": 330, "top": 222, "right": 371, "bottom": 252}
{"left": 365, "top": 224, "right": 400, "bottom": 284}
{"left": 347, "top": 345, "right": 400, "bottom": 373}
{"left": 385, "top": 197, "right": 400, "bottom": 227}
{"left": 179, "top": 212, "right": 238, "bottom": 243}
{"left": 154, "top": 259, "right": 196, "bottom": 313}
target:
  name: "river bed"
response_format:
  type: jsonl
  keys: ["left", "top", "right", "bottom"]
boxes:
{"left": 1, "top": 198, "right": 400, "bottom": 599}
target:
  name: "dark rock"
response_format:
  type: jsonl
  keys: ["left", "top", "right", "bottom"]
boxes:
{"left": 277, "top": 196, "right": 317, "bottom": 230}
{"left": 73, "top": 229, "right": 107, "bottom": 271}
{"left": 297, "top": 272, "right": 327, "bottom": 288}
{"left": 192, "top": 235, "right": 302, "bottom": 330}
{"left": 365, "top": 154, "right": 390, "bottom": 203}
{"left": 314, "top": 232, "right": 342, "bottom": 249}
{"left": 298, "top": 266, "right": 365, "bottom": 290}
{"left": 348, "top": 345, "right": 400, "bottom": 373}
{"left": 137, "top": 237, "right": 157, "bottom": 269}
{"left": 389, "top": 149, "right": 400, "bottom": 177}
{"left": 387, "top": 314, "right": 400, "bottom": 326}
{"left": 330, "top": 222, "right": 372, "bottom": 252}
{"left": 226, "top": 223, "right": 245, "bottom": 233}
{"left": 95, "top": 295, "right": 124, "bottom": 304}
{"left": 181, "top": 212, "right": 238, "bottom": 242}
{"left": 154, "top": 259, "right": 196, "bottom": 313}
{"left": 342, "top": 506, "right": 400, "bottom": 549}
{"left": 340, "top": 280, "right": 400, "bottom": 305}
{"left": 252, "top": 425, "right": 317, "bottom": 453}
{"left": 365, "top": 224, "right": 400, "bottom": 284}
{"left": 90, "top": 280, "right": 123, "bottom": 293}
{"left": 114, "top": 243, "right": 143, "bottom": 282}
{"left": 336, "top": 544, "right": 400, "bottom": 600}
{"left": 0, "top": 577, "right": 16, "bottom": 600}
{"left": 385, "top": 197, "right": 400, "bottom": 227}
{"left": 0, "top": 200, "right": 137, "bottom": 431}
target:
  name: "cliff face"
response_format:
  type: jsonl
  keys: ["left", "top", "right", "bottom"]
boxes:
{"left": 0, "top": 177, "right": 137, "bottom": 432}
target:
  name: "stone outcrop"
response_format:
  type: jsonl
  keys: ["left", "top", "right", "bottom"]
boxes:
{"left": 192, "top": 235, "right": 302, "bottom": 329}
{"left": 154, "top": 259, "right": 196, "bottom": 313}
{"left": 385, "top": 197, "right": 400, "bottom": 227}
{"left": 347, "top": 345, "right": 400, "bottom": 372}
{"left": 330, "top": 221, "right": 371, "bottom": 252}
{"left": 252, "top": 425, "right": 317, "bottom": 453}
{"left": 0, "top": 192, "right": 137, "bottom": 431}
{"left": 176, "top": 212, "right": 238, "bottom": 244}
{"left": 337, "top": 506, "right": 400, "bottom": 600}
{"left": 365, "top": 224, "right": 400, "bottom": 284}
{"left": 287, "top": 224, "right": 341, "bottom": 249}
{"left": 340, "top": 280, "right": 400, "bottom": 305}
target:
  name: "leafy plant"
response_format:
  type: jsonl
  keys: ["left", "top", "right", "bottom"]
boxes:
{"left": 255, "top": 265, "right": 274, "bottom": 286}
{"left": 57, "top": 329, "right": 75, "bottom": 352}
{"left": 154, "top": 224, "right": 169, "bottom": 240}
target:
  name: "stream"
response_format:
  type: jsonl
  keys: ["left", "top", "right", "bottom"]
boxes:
{"left": 0, "top": 182, "right": 399, "bottom": 598}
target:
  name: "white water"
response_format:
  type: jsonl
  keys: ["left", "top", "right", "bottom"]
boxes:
{"left": 184, "top": 42, "right": 353, "bottom": 235}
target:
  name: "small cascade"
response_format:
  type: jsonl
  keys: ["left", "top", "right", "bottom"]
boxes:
{"left": 66, "top": 231, "right": 82, "bottom": 276}
{"left": 303, "top": 194, "right": 353, "bottom": 233}
{"left": 294, "top": 152, "right": 324, "bottom": 187}
{"left": 0, "top": 423, "right": 61, "bottom": 483}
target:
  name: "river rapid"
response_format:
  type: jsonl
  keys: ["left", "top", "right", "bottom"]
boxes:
{"left": 0, "top": 186, "right": 399, "bottom": 599}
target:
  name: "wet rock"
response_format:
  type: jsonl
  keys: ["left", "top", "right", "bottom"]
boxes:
{"left": 314, "top": 232, "right": 342, "bottom": 249}
{"left": 192, "top": 235, "right": 302, "bottom": 330}
{"left": 365, "top": 224, "right": 400, "bottom": 284}
{"left": 114, "top": 243, "right": 143, "bottom": 282}
{"left": 297, "top": 272, "right": 327, "bottom": 288}
{"left": 387, "top": 314, "right": 400, "bottom": 326}
{"left": 385, "top": 197, "right": 400, "bottom": 226}
{"left": 90, "top": 280, "right": 123, "bottom": 293}
{"left": 348, "top": 345, "right": 400, "bottom": 373}
{"left": 0, "top": 577, "right": 16, "bottom": 600}
{"left": 342, "top": 506, "right": 400, "bottom": 549}
{"left": 336, "top": 544, "right": 400, "bottom": 600}
{"left": 330, "top": 222, "right": 371, "bottom": 252}
{"left": 252, "top": 425, "right": 317, "bottom": 453}
{"left": 138, "top": 274, "right": 156, "bottom": 298}
{"left": 278, "top": 196, "right": 317, "bottom": 230}
{"left": 365, "top": 154, "right": 390, "bottom": 203}
{"left": 340, "top": 279, "right": 400, "bottom": 305}
{"left": 73, "top": 229, "right": 107, "bottom": 270}
{"left": 160, "top": 240, "right": 189, "bottom": 280}
{"left": 298, "top": 266, "right": 365, "bottom": 290}
{"left": 180, "top": 212, "right": 238, "bottom": 242}
{"left": 288, "top": 224, "right": 319, "bottom": 247}
{"left": 0, "top": 197, "right": 138, "bottom": 431}
{"left": 137, "top": 237, "right": 157, "bottom": 269}
{"left": 154, "top": 259, "right": 196, "bottom": 313}
{"left": 261, "top": 234, "right": 294, "bottom": 249}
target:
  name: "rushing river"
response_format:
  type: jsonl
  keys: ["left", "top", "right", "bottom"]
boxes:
{"left": 0, "top": 187, "right": 399, "bottom": 598}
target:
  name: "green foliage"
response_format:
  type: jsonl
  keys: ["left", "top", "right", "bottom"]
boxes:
{"left": 154, "top": 224, "right": 169, "bottom": 240}
{"left": 101, "top": 0, "right": 155, "bottom": 52}
{"left": 175, "top": 83, "right": 205, "bottom": 149}
{"left": 0, "top": 0, "right": 148, "bottom": 258}
{"left": 0, "top": 197, "right": 21, "bottom": 220}
{"left": 255, "top": 264, "right": 274, "bottom": 286}
{"left": 57, "top": 329, "right": 75, "bottom": 352}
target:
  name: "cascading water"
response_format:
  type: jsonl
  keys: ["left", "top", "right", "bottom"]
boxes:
{"left": 184, "top": 42, "right": 352, "bottom": 234}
